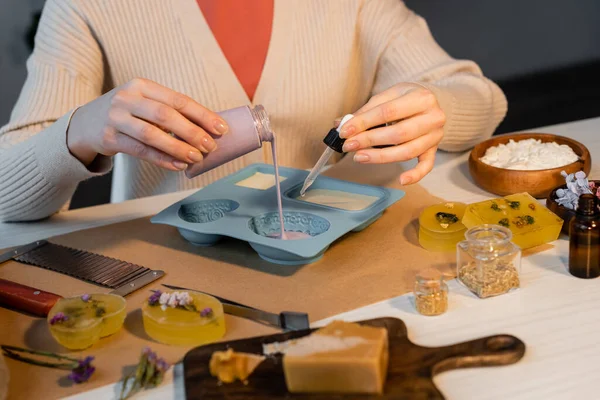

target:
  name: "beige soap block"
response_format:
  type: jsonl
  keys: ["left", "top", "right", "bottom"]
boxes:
{"left": 280, "top": 320, "right": 389, "bottom": 394}
{"left": 209, "top": 348, "right": 265, "bottom": 384}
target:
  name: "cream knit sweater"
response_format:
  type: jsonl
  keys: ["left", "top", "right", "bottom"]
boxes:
{"left": 0, "top": 0, "right": 507, "bottom": 222}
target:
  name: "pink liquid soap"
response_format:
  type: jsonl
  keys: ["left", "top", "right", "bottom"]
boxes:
{"left": 271, "top": 135, "right": 311, "bottom": 240}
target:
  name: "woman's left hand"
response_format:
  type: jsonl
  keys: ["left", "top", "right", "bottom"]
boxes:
{"left": 338, "top": 83, "right": 446, "bottom": 185}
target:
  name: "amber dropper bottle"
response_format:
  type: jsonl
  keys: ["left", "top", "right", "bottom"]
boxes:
{"left": 569, "top": 194, "right": 600, "bottom": 279}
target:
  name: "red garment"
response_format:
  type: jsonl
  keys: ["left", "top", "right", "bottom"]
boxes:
{"left": 197, "top": 0, "right": 274, "bottom": 101}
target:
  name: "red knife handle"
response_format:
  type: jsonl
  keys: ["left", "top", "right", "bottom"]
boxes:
{"left": 0, "top": 279, "right": 62, "bottom": 317}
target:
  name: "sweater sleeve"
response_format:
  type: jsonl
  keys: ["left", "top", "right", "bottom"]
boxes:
{"left": 360, "top": 0, "right": 507, "bottom": 152}
{"left": 0, "top": 0, "right": 111, "bottom": 222}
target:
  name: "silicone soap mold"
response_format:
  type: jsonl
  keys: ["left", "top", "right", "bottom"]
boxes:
{"left": 151, "top": 164, "right": 405, "bottom": 265}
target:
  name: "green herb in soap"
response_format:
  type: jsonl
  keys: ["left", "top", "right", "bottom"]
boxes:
{"left": 498, "top": 218, "right": 509, "bottom": 227}
{"left": 491, "top": 202, "right": 501, "bottom": 212}
{"left": 435, "top": 212, "right": 458, "bottom": 228}
{"left": 513, "top": 215, "right": 535, "bottom": 228}
{"left": 508, "top": 201, "right": 520, "bottom": 209}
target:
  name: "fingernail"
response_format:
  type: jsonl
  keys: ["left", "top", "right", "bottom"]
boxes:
{"left": 343, "top": 140, "right": 359, "bottom": 152}
{"left": 339, "top": 125, "right": 355, "bottom": 139}
{"left": 173, "top": 161, "right": 188, "bottom": 170}
{"left": 189, "top": 151, "right": 203, "bottom": 162}
{"left": 354, "top": 153, "right": 370, "bottom": 163}
{"left": 203, "top": 137, "right": 217, "bottom": 152}
{"left": 400, "top": 176, "right": 413, "bottom": 185}
{"left": 214, "top": 120, "right": 228, "bottom": 135}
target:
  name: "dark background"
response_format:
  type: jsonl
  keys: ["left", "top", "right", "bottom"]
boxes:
{"left": 2, "top": 0, "right": 600, "bottom": 209}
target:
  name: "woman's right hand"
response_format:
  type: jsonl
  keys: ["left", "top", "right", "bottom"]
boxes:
{"left": 67, "top": 78, "right": 229, "bottom": 171}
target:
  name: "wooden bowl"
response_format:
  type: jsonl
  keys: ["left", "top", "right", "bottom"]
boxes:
{"left": 469, "top": 133, "right": 591, "bottom": 199}
{"left": 546, "top": 180, "right": 600, "bottom": 235}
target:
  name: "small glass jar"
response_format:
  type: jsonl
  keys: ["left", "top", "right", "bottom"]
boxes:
{"left": 185, "top": 105, "right": 274, "bottom": 178}
{"left": 457, "top": 224, "right": 521, "bottom": 298}
{"left": 414, "top": 268, "right": 449, "bottom": 316}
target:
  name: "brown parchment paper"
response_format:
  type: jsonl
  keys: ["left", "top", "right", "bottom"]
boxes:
{"left": 0, "top": 159, "right": 455, "bottom": 399}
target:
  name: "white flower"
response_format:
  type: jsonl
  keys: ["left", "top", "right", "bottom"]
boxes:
{"left": 159, "top": 292, "right": 170, "bottom": 306}
{"left": 167, "top": 292, "right": 179, "bottom": 308}
{"left": 177, "top": 292, "right": 192, "bottom": 307}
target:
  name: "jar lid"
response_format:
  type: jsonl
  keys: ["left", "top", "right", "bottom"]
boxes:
{"left": 416, "top": 268, "right": 451, "bottom": 288}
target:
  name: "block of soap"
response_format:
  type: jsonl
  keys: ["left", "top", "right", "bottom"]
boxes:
{"left": 272, "top": 320, "right": 388, "bottom": 394}
{"left": 235, "top": 172, "right": 285, "bottom": 190}
{"left": 419, "top": 202, "right": 467, "bottom": 252}
{"left": 296, "top": 189, "right": 379, "bottom": 211}
{"left": 462, "top": 192, "right": 563, "bottom": 249}
{"left": 209, "top": 348, "right": 265, "bottom": 384}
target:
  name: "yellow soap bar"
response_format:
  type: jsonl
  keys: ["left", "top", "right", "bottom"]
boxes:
{"left": 281, "top": 321, "right": 388, "bottom": 394}
{"left": 419, "top": 202, "right": 467, "bottom": 252}
{"left": 209, "top": 348, "right": 265, "bottom": 384}
{"left": 142, "top": 291, "right": 225, "bottom": 346}
{"left": 462, "top": 193, "right": 563, "bottom": 249}
{"left": 47, "top": 293, "right": 126, "bottom": 350}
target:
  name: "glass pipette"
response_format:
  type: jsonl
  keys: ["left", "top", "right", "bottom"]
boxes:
{"left": 300, "top": 114, "right": 354, "bottom": 196}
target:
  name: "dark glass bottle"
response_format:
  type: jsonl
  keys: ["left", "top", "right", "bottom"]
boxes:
{"left": 569, "top": 194, "right": 600, "bottom": 278}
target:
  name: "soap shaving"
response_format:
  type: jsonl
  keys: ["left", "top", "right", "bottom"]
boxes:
{"left": 263, "top": 335, "right": 367, "bottom": 357}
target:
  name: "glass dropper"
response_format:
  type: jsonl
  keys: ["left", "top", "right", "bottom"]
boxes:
{"left": 300, "top": 114, "right": 354, "bottom": 196}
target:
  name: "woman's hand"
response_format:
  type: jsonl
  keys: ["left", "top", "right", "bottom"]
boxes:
{"left": 67, "top": 78, "right": 229, "bottom": 171}
{"left": 338, "top": 83, "right": 446, "bottom": 185}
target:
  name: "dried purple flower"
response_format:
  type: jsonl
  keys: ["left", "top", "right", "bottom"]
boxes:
{"left": 49, "top": 312, "right": 69, "bottom": 325}
{"left": 81, "top": 294, "right": 91, "bottom": 302}
{"left": 200, "top": 307, "right": 213, "bottom": 317}
{"left": 147, "top": 351, "right": 157, "bottom": 363}
{"left": 68, "top": 356, "right": 95, "bottom": 384}
{"left": 120, "top": 348, "right": 171, "bottom": 399}
{"left": 156, "top": 358, "right": 170, "bottom": 372}
{"left": 148, "top": 291, "right": 162, "bottom": 306}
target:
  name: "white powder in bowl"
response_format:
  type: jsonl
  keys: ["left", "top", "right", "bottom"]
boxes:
{"left": 479, "top": 138, "right": 578, "bottom": 170}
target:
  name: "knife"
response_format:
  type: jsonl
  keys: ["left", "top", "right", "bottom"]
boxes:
{"left": 0, "top": 279, "right": 62, "bottom": 317}
{"left": 161, "top": 284, "right": 310, "bottom": 331}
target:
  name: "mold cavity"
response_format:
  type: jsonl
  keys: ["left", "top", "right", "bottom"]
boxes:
{"left": 235, "top": 172, "right": 286, "bottom": 190}
{"left": 248, "top": 212, "right": 330, "bottom": 240}
{"left": 296, "top": 189, "right": 379, "bottom": 211}
{"left": 178, "top": 199, "right": 239, "bottom": 223}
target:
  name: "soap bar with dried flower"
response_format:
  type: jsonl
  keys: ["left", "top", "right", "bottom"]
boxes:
{"left": 419, "top": 202, "right": 467, "bottom": 252}
{"left": 462, "top": 193, "right": 563, "bottom": 249}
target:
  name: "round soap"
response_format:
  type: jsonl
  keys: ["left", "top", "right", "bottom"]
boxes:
{"left": 47, "top": 293, "right": 126, "bottom": 350}
{"left": 419, "top": 202, "right": 467, "bottom": 252}
{"left": 142, "top": 291, "right": 225, "bottom": 346}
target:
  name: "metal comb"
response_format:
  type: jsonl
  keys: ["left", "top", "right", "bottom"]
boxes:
{"left": 0, "top": 240, "right": 164, "bottom": 296}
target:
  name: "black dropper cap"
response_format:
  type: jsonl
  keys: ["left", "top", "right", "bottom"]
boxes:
{"left": 323, "top": 128, "right": 345, "bottom": 153}
{"left": 576, "top": 194, "right": 599, "bottom": 216}
{"left": 323, "top": 123, "right": 391, "bottom": 153}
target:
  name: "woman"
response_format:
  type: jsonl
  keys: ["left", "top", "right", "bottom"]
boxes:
{"left": 0, "top": 0, "right": 506, "bottom": 222}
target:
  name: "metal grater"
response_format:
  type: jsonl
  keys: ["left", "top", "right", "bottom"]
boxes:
{"left": 0, "top": 240, "right": 164, "bottom": 296}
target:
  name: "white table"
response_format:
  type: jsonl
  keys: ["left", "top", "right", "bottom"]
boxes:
{"left": 2, "top": 117, "right": 600, "bottom": 399}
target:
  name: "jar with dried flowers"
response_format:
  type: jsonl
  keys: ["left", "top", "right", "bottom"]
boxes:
{"left": 457, "top": 224, "right": 521, "bottom": 298}
{"left": 414, "top": 268, "right": 449, "bottom": 316}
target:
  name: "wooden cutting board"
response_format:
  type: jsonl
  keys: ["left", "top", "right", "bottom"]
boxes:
{"left": 183, "top": 317, "right": 526, "bottom": 399}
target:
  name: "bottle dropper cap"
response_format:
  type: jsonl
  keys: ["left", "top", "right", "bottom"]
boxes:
{"left": 323, "top": 128, "right": 345, "bottom": 153}
{"left": 323, "top": 114, "right": 354, "bottom": 153}
{"left": 576, "top": 194, "right": 599, "bottom": 216}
